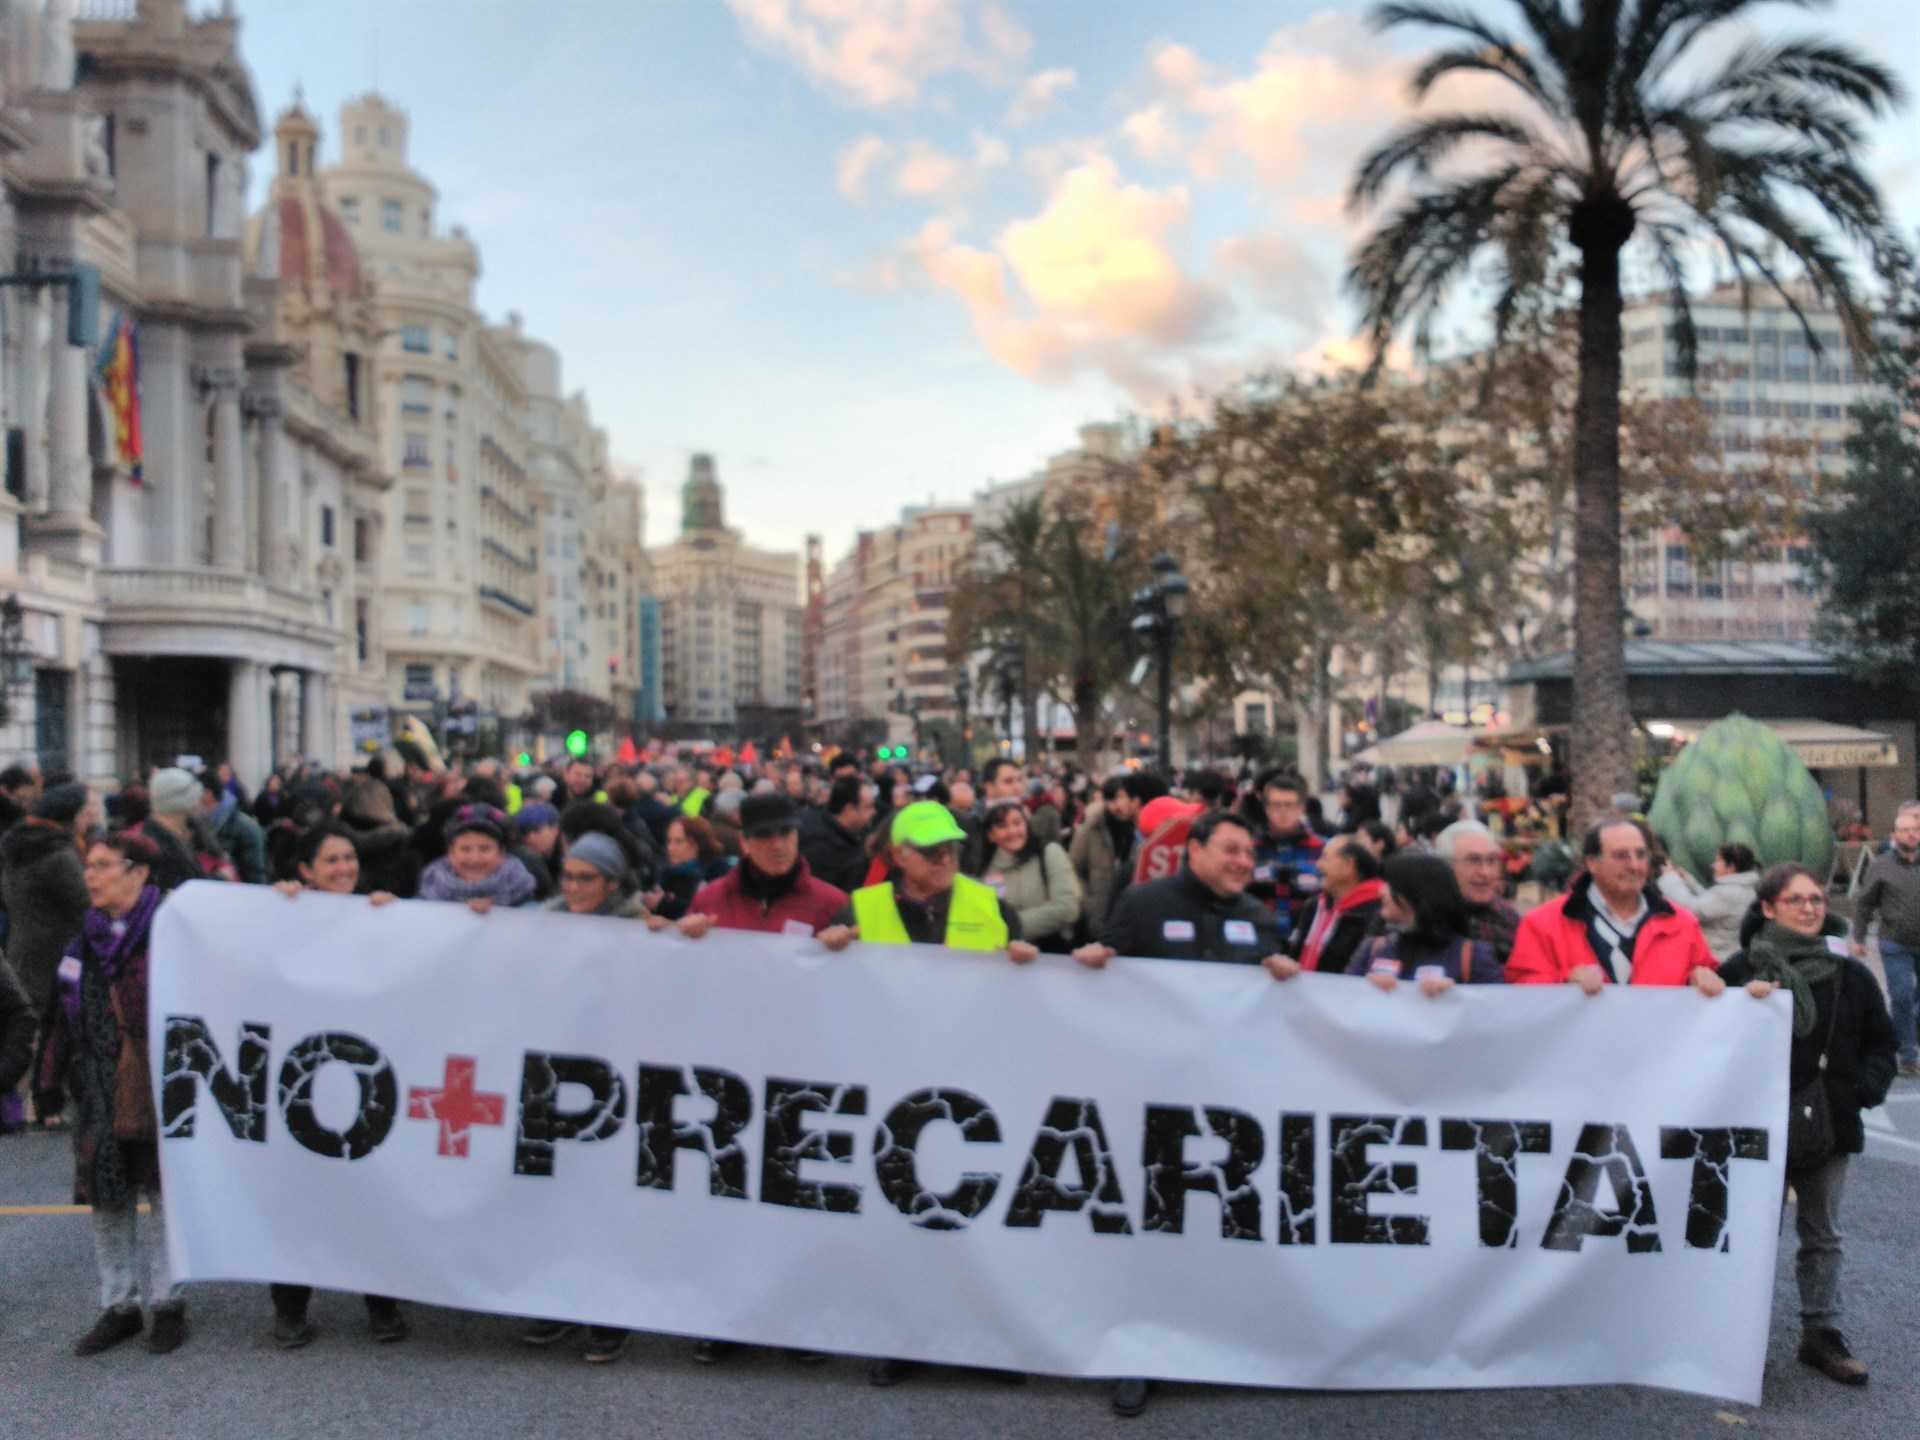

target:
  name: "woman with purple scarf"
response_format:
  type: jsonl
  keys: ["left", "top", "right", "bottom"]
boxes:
{"left": 32, "top": 831, "right": 187, "bottom": 1357}
{"left": 417, "top": 804, "right": 537, "bottom": 911}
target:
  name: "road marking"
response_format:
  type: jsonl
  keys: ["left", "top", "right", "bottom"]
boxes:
{"left": 0, "top": 1203, "right": 152, "bottom": 1216}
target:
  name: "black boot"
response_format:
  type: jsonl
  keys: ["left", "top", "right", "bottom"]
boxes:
{"left": 1111, "top": 1377, "right": 1152, "bottom": 1417}
{"left": 1798, "top": 1328, "right": 1868, "bottom": 1385}
{"left": 147, "top": 1304, "right": 189, "bottom": 1355}
{"left": 73, "top": 1306, "right": 143, "bottom": 1357}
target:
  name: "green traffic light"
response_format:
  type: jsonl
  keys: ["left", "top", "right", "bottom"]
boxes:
{"left": 566, "top": 730, "right": 589, "bottom": 758}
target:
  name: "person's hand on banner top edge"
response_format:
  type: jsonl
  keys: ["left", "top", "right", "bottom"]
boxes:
{"left": 677, "top": 913, "right": 714, "bottom": 940}
{"left": 1569, "top": 963, "right": 1607, "bottom": 995}
{"left": 1745, "top": 979, "right": 1777, "bottom": 999}
{"left": 817, "top": 925, "right": 856, "bottom": 952}
{"left": 1690, "top": 965, "right": 1726, "bottom": 997}
{"left": 1007, "top": 941, "right": 1038, "bottom": 965}
{"left": 466, "top": 897, "right": 493, "bottom": 916}
{"left": 1073, "top": 943, "right": 1114, "bottom": 969}
{"left": 1263, "top": 953, "right": 1300, "bottom": 981}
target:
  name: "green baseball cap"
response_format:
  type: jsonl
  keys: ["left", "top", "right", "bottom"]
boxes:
{"left": 890, "top": 800, "right": 968, "bottom": 848}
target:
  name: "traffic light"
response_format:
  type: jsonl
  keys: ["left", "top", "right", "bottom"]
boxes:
{"left": 566, "top": 730, "right": 589, "bottom": 758}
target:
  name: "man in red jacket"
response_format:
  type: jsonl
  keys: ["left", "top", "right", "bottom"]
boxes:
{"left": 1507, "top": 815, "right": 1724, "bottom": 993}
{"left": 684, "top": 792, "right": 846, "bottom": 1368}
{"left": 689, "top": 794, "right": 847, "bottom": 938}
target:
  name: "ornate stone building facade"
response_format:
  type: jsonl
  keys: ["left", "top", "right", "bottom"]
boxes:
{"left": 0, "top": 0, "right": 388, "bottom": 784}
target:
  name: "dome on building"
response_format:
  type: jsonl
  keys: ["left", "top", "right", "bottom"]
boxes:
{"left": 247, "top": 93, "right": 363, "bottom": 300}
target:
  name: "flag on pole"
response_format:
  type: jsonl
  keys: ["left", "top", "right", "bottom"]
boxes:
{"left": 94, "top": 309, "right": 143, "bottom": 485}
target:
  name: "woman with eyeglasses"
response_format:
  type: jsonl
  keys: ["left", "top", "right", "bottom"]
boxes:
{"left": 1719, "top": 863, "right": 1896, "bottom": 1386}
{"left": 261, "top": 822, "right": 409, "bottom": 1348}
{"left": 33, "top": 832, "right": 187, "bottom": 1357}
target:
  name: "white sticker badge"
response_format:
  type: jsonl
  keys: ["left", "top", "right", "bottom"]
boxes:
{"left": 1162, "top": 919, "right": 1197, "bottom": 942}
{"left": 782, "top": 920, "right": 815, "bottom": 939}
{"left": 1223, "top": 920, "right": 1258, "bottom": 945}
{"left": 57, "top": 955, "right": 82, "bottom": 984}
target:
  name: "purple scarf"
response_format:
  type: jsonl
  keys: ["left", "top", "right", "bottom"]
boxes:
{"left": 418, "top": 853, "right": 536, "bottom": 907}
{"left": 59, "top": 884, "right": 161, "bottom": 1025}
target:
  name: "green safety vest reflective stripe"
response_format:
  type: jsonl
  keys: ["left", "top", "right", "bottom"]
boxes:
{"left": 506, "top": 783, "right": 523, "bottom": 816}
{"left": 850, "top": 874, "right": 1009, "bottom": 951}
{"left": 681, "top": 787, "right": 710, "bottom": 817}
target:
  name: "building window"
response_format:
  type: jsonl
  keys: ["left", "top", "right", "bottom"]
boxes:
{"left": 354, "top": 517, "right": 373, "bottom": 564}
{"left": 400, "top": 325, "right": 430, "bottom": 354}
{"left": 343, "top": 353, "right": 362, "bottom": 422}
{"left": 205, "top": 153, "right": 220, "bottom": 236}
{"left": 382, "top": 198, "right": 403, "bottom": 233}
{"left": 356, "top": 600, "right": 370, "bottom": 663}
{"left": 400, "top": 376, "right": 432, "bottom": 412}
{"left": 321, "top": 505, "right": 336, "bottom": 548}
{"left": 405, "top": 543, "right": 431, "bottom": 575}
{"left": 339, "top": 195, "right": 359, "bottom": 226}
{"left": 405, "top": 663, "right": 433, "bottom": 694}
{"left": 404, "top": 433, "right": 430, "bottom": 468}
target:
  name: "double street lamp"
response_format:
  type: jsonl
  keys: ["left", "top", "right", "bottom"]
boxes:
{"left": 1130, "top": 552, "right": 1189, "bottom": 774}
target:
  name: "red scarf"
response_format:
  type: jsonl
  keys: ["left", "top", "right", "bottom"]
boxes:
{"left": 1298, "top": 878, "right": 1385, "bottom": 972}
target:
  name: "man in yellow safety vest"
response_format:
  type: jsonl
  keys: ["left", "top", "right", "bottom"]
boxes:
{"left": 817, "top": 799, "right": 1036, "bottom": 1391}
{"left": 818, "top": 801, "right": 1036, "bottom": 959}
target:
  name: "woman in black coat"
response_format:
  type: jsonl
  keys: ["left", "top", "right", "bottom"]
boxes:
{"left": 1719, "top": 863, "right": 1896, "bottom": 1387}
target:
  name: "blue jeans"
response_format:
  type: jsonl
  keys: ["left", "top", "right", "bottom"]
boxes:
{"left": 1880, "top": 940, "right": 1918, "bottom": 1065}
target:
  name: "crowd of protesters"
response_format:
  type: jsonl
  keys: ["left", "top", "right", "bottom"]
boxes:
{"left": 0, "top": 741, "right": 1904, "bottom": 1412}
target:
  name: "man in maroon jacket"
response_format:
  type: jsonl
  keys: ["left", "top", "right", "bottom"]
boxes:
{"left": 684, "top": 793, "right": 846, "bottom": 1366}
{"left": 689, "top": 794, "right": 847, "bottom": 937}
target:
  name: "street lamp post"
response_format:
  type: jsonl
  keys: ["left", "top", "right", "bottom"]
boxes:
{"left": 1130, "top": 552, "right": 1189, "bottom": 774}
{"left": 954, "top": 671, "right": 971, "bottom": 766}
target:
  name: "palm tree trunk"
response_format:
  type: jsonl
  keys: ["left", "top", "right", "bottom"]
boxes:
{"left": 1569, "top": 212, "right": 1635, "bottom": 831}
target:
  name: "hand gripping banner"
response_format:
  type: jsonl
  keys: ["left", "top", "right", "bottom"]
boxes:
{"left": 151, "top": 884, "right": 1789, "bottom": 1401}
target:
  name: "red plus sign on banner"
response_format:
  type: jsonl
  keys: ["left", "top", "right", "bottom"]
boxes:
{"left": 406, "top": 1056, "right": 506, "bottom": 1158}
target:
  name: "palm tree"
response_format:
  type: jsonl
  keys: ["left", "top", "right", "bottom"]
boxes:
{"left": 1346, "top": 0, "right": 1904, "bottom": 826}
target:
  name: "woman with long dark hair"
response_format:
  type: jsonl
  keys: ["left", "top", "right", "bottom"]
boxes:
{"left": 1720, "top": 863, "right": 1896, "bottom": 1385}
{"left": 1350, "top": 851, "right": 1504, "bottom": 993}
{"left": 968, "top": 800, "right": 1080, "bottom": 951}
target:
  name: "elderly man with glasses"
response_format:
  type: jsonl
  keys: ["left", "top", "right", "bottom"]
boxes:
{"left": 1435, "top": 820, "right": 1522, "bottom": 969}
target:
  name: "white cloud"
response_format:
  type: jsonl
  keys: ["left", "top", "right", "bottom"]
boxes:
{"left": 912, "top": 155, "right": 1227, "bottom": 401}
{"left": 1120, "top": 103, "right": 1182, "bottom": 163}
{"left": 1005, "top": 66, "right": 1077, "bottom": 127}
{"left": 726, "top": 0, "right": 1031, "bottom": 109}
{"left": 894, "top": 139, "right": 964, "bottom": 198}
{"left": 835, "top": 134, "right": 894, "bottom": 202}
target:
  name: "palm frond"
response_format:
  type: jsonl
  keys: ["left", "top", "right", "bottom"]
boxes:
{"left": 1348, "top": 113, "right": 1540, "bottom": 210}
{"left": 1686, "top": 38, "right": 1907, "bottom": 115}
{"left": 1409, "top": 42, "right": 1559, "bottom": 111}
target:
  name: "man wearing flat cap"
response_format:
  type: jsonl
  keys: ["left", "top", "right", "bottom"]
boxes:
{"left": 687, "top": 794, "right": 847, "bottom": 937}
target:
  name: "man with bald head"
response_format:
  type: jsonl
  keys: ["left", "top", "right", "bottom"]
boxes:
{"left": 1435, "top": 820, "right": 1522, "bottom": 969}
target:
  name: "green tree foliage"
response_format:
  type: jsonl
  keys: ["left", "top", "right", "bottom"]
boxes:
{"left": 1806, "top": 245, "right": 1920, "bottom": 685}
{"left": 1346, "top": 0, "right": 1904, "bottom": 826}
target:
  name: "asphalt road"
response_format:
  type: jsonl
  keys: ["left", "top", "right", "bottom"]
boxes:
{"left": 4, "top": 1077, "right": 1918, "bottom": 1440}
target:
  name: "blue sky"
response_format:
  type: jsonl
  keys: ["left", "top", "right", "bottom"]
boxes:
{"left": 233, "top": 0, "right": 1920, "bottom": 562}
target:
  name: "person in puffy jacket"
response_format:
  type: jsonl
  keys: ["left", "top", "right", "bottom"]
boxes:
{"left": 1506, "top": 816, "right": 1723, "bottom": 994}
{"left": 1679, "top": 842, "right": 1761, "bottom": 960}
{"left": 1347, "top": 851, "right": 1504, "bottom": 991}
{"left": 1719, "top": 864, "right": 1895, "bottom": 1387}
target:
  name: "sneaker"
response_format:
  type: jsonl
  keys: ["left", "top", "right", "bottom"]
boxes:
{"left": 1798, "top": 1328, "right": 1869, "bottom": 1386}
{"left": 1111, "top": 1377, "right": 1152, "bottom": 1417}
{"left": 691, "top": 1338, "right": 734, "bottom": 1365}
{"left": 583, "top": 1328, "right": 630, "bottom": 1365}
{"left": 272, "top": 1312, "right": 317, "bottom": 1349}
{"left": 73, "top": 1306, "right": 143, "bottom": 1357}
{"left": 147, "top": 1305, "right": 189, "bottom": 1355}
{"left": 867, "top": 1356, "right": 916, "bottom": 1387}
{"left": 521, "top": 1320, "right": 580, "bottom": 1347}
{"left": 366, "top": 1302, "right": 409, "bottom": 1344}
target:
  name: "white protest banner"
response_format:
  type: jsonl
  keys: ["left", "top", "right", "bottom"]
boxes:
{"left": 151, "top": 883, "right": 1789, "bottom": 1402}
